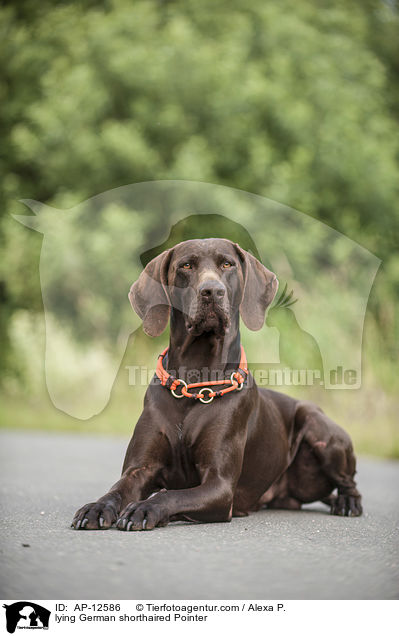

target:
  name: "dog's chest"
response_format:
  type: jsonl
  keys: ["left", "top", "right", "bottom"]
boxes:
{"left": 164, "top": 434, "right": 200, "bottom": 489}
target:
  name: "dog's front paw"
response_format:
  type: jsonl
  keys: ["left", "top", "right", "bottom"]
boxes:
{"left": 71, "top": 500, "right": 118, "bottom": 530}
{"left": 116, "top": 496, "right": 169, "bottom": 531}
{"left": 330, "top": 493, "right": 362, "bottom": 517}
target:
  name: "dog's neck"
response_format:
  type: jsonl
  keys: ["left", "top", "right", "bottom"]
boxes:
{"left": 166, "top": 309, "right": 241, "bottom": 379}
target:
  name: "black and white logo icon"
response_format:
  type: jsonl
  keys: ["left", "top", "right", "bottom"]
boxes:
{"left": 2, "top": 602, "right": 51, "bottom": 633}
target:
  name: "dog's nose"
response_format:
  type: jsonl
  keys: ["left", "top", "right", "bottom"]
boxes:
{"left": 199, "top": 280, "right": 226, "bottom": 300}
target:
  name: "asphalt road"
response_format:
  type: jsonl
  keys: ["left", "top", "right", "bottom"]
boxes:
{"left": 0, "top": 429, "right": 398, "bottom": 600}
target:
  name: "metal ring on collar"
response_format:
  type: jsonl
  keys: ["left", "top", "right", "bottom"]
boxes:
{"left": 231, "top": 372, "right": 244, "bottom": 391}
{"left": 171, "top": 379, "right": 188, "bottom": 399}
{"left": 198, "top": 387, "right": 214, "bottom": 404}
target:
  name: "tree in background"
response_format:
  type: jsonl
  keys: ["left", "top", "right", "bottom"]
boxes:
{"left": 0, "top": 1, "right": 398, "bottom": 419}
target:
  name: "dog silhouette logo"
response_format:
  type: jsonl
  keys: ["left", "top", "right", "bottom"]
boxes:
{"left": 2, "top": 602, "right": 51, "bottom": 633}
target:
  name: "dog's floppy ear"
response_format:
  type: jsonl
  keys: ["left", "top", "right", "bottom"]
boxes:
{"left": 129, "top": 249, "right": 173, "bottom": 337}
{"left": 234, "top": 244, "right": 278, "bottom": 331}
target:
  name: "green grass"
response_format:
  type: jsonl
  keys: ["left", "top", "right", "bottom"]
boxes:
{"left": 1, "top": 377, "right": 398, "bottom": 459}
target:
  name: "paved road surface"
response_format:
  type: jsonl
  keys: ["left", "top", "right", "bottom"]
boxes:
{"left": 0, "top": 430, "right": 398, "bottom": 599}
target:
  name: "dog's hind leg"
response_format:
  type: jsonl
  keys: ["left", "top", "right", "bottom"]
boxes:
{"left": 256, "top": 474, "right": 303, "bottom": 511}
{"left": 267, "top": 496, "right": 302, "bottom": 510}
{"left": 288, "top": 403, "right": 362, "bottom": 516}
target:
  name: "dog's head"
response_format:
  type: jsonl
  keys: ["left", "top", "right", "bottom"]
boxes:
{"left": 129, "top": 238, "right": 278, "bottom": 337}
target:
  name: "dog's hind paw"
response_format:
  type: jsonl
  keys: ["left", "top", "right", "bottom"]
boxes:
{"left": 330, "top": 493, "right": 362, "bottom": 517}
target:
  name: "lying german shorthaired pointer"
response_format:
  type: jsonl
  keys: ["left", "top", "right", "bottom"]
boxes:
{"left": 72, "top": 238, "right": 362, "bottom": 531}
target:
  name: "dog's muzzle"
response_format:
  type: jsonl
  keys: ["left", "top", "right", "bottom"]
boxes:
{"left": 186, "top": 282, "right": 229, "bottom": 336}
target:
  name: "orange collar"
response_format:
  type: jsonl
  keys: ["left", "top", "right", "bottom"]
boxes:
{"left": 155, "top": 346, "right": 248, "bottom": 403}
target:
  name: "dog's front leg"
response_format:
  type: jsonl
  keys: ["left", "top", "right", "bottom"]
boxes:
{"left": 116, "top": 475, "right": 234, "bottom": 531}
{"left": 116, "top": 422, "right": 247, "bottom": 531}
{"left": 71, "top": 462, "right": 164, "bottom": 530}
{"left": 72, "top": 413, "right": 171, "bottom": 530}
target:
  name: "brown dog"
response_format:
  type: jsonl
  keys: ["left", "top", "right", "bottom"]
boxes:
{"left": 72, "top": 239, "right": 362, "bottom": 531}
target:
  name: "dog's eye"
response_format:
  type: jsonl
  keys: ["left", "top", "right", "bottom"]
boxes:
{"left": 182, "top": 263, "right": 192, "bottom": 269}
{"left": 222, "top": 262, "right": 232, "bottom": 268}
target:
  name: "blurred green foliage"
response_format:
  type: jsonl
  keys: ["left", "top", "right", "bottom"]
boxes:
{"left": 0, "top": 0, "right": 398, "bottom": 455}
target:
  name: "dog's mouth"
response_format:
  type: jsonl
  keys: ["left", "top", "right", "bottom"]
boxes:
{"left": 185, "top": 301, "right": 230, "bottom": 337}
